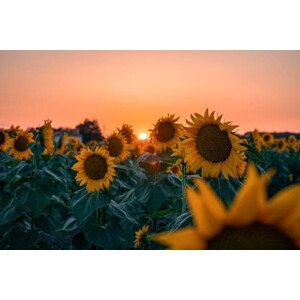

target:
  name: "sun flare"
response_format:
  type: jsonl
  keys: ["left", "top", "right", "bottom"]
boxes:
{"left": 138, "top": 132, "right": 148, "bottom": 140}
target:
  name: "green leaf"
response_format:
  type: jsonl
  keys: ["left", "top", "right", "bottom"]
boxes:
{"left": 60, "top": 217, "right": 79, "bottom": 232}
{"left": 24, "top": 189, "right": 52, "bottom": 215}
{"left": 0, "top": 203, "right": 23, "bottom": 225}
{"left": 241, "top": 143, "right": 269, "bottom": 165}
{"left": 85, "top": 225, "right": 125, "bottom": 249}
{"left": 108, "top": 201, "right": 137, "bottom": 224}
{"left": 72, "top": 191, "right": 110, "bottom": 224}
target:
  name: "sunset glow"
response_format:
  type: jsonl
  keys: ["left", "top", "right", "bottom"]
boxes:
{"left": 0, "top": 51, "right": 300, "bottom": 133}
{"left": 138, "top": 132, "right": 148, "bottom": 140}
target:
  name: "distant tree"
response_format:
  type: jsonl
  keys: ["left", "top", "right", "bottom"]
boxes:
{"left": 76, "top": 119, "right": 104, "bottom": 143}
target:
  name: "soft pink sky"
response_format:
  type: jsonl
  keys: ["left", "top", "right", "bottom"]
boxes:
{"left": 0, "top": 51, "right": 299, "bottom": 135}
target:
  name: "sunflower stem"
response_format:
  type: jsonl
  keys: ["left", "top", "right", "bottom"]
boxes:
{"left": 181, "top": 164, "right": 186, "bottom": 213}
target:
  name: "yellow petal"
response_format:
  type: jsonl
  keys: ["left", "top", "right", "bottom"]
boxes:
{"left": 228, "top": 164, "right": 263, "bottom": 225}
{"left": 151, "top": 227, "right": 205, "bottom": 250}
{"left": 190, "top": 179, "right": 227, "bottom": 237}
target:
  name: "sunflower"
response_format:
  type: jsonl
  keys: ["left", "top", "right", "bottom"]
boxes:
{"left": 9, "top": 130, "right": 34, "bottom": 160}
{"left": 56, "top": 132, "right": 68, "bottom": 154}
{"left": 103, "top": 133, "right": 130, "bottom": 164}
{"left": 144, "top": 144, "right": 156, "bottom": 154}
{"left": 118, "top": 124, "right": 136, "bottom": 149}
{"left": 41, "top": 119, "right": 55, "bottom": 154}
{"left": 0, "top": 129, "right": 11, "bottom": 152}
{"left": 68, "top": 136, "right": 81, "bottom": 146}
{"left": 150, "top": 114, "right": 183, "bottom": 153}
{"left": 262, "top": 132, "right": 274, "bottom": 148}
{"left": 182, "top": 109, "right": 246, "bottom": 179}
{"left": 288, "top": 135, "right": 299, "bottom": 151}
{"left": 134, "top": 225, "right": 149, "bottom": 249}
{"left": 152, "top": 164, "right": 300, "bottom": 249}
{"left": 251, "top": 129, "right": 262, "bottom": 152}
{"left": 166, "top": 163, "right": 182, "bottom": 177}
{"left": 72, "top": 147, "right": 116, "bottom": 192}
{"left": 275, "top": 138, "right": 287, "bottom": 153}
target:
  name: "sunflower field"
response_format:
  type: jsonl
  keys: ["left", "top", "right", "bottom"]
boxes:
{"left": 0, "top": 110, "right": 300, "bottom": 250}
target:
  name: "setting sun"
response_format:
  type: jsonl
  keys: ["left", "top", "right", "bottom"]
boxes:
{"left": 138, "top": 132, "right": 148, "bottom": 140}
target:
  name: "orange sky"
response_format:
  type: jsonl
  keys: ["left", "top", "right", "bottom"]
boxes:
{"left": 0, "top": 51, "right": 299, "bottom": 135}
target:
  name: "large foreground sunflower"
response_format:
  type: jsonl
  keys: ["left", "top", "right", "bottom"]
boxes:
{"left": 72, "top": 147, "right": 116, "bottom": 192}
{"left": 152, "top": 164, "right": 300, "bottom": 249}
{"left": 41, "top": 119, "right": 55, "bottom": 154}
{"left": 0, "top": 129, "right": 10, "bottom": 152}
{"left": 9, "top": 130, "right": 34, "bottom": 160}
{"left": 103, "top": 133, "right": 130, "bottom": 163}
{"left": 150, "top": 114, "right": 183, "bottom": 152}
{"left": 117, "top": 124, "right": 136, "bottom": 149}
{"left": 183, "top": 109, "right": 246, "bottom": 179}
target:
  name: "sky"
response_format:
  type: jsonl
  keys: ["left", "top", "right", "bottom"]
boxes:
{"left": 0, "top": 51, "right": 299, "bottom": 136}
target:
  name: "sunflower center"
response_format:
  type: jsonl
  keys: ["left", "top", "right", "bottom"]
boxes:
{"left": 156, "top": 121, "right": 175, "bottom": 142}
{"left": 84, "top": 154, "right": 108, "bottom": 180}
{"left": 196, "top": 124, "right": 232, "bottom": 163}
{"left": 14, "top": 136, "right": 29, "bottom": 152}
{"left": 264, "top": 135, "right": 270, "bottom": 142}
{"left": 207, "top": 222, "right": 296, "bottom": 250}
{"left": 171, "top": 165, "right": 179, "bottom": 173}
{"left": 278, "top": 141, "right": 283, "bottom": 148}
{"left": 107, "top": 137, "right": 123, "bottom": 157}
{"left": 0, "top": 131, "right": 5, "bottom": 145}
{"left": 145, "top": 145, "right": 155, "bottom": 154}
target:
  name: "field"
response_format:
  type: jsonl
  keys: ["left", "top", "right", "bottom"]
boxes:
{"left": 0, "top": 110, "right": 300, "bottom": 250}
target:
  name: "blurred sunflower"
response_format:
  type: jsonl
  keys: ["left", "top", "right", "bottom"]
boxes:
{"left": 9, "top": 130, "right": 34, "bottom": 160}
{"left": 144, "top": 144, "right": 156, "bottom": 154}
{"left": 72, "top": 147, "right": 116, "bottom": 192}
{"left": 166, "top": 163, "right": 182, "bottom": 177}
{"left": 183, "top": 109, "right": 246, "bottom": 179}
{"left": 103, "top": 133, "right": 130, "bottom": 163}
{"left": 251, "top": 129, "right": 262, "bottom": 152}
{"left": 134, "top": 225, "right": 149, "bottom": 249}
{"left": 152, "top": 164, "right": 300, "bottom": 249}
{"left": 40, "top": 119, "right": 55, "bottom": 154}
{"left": 262, "top": 132, "right": 274, "bottom": 148}
{"left": 56, "top": 132, "right": 68, "bottom": 154}
{"left": 0, "top": 129, "right": 10, "bottom": 152}
{"left": 275, "top": 138, "right": 287, "bottom": 153}
{"left": 150, "top": 114, "right": 182, "bottom": 153}
{"left": 87, "top": 140, "right": 98, "bottom": 150}
{"left": 288, "top": 135, "right": 299, "bottom": 151}
{"left": 118, "top": 124, "right": 136, "bottom": 149}
{"left": 68, "top": 136, "right": 81, "bottom": 146}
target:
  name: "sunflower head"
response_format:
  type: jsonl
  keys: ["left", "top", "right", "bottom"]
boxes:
{"left": 262, "top": 132, "right": 274, "bottom": 147}
{"left": 40, "top": 119, "right": 55, "bottom": 155}
{"left": 152, "top": 164, "right": 300, "bottom": 249}
{"left": 150, "top": 114, "right": 183, "bottom": 152}
{"left": 103, "top": 133, "right": 130, "bottom": 164}
{"left": 117, "top": 124, "right": 136, "bottom": 149}
{"left": 0, "top": 129, "right": 11, "bottom": 152}
{"left": 56, "top": 132, "right": 68, "bottom": 154}
{"left": 9, "top": 130, "right": 34, "bottom": 160}
{"left": 72, "top": 147, "right": 116, "bottom": 192}
{"left": 183, "top": 109, "right": 246, "bottom": 179}
{"left": 144, "top": 144, "right": 156, "bottom": 154}
{"left": 166, "top": 163, "right": 182, "bottom": 177}
{"left": 134, "top": 225, "right": 150, "bottom": 249}
{"left": 139, "top": 154, "right": 162, "bottom": 176}
{"left": 275, "top": 138, "right": 287, "bottom": 153}
{"left": 251, "top": 129, "right": 262, "bottom": 152}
